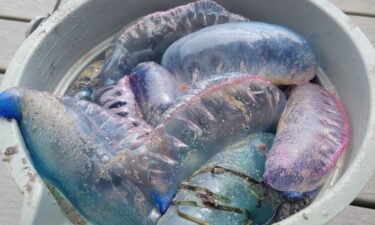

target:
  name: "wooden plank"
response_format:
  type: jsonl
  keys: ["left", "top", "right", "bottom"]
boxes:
{"left": 349, "top": 15, "right": 375, "bottom": 206}
{"left": 355, "top": 171, "right": 375, "bottom": 205}
{"left": 0, "top": 161, "right": 23, "bottom": 225}
{"left": 2, "top": 0, "right": 372, "bottom": 21}
{"left": 0, "top": 0, "right": 70, "bottom": 70}
{"left": 0, "top": 0, "right": 71, "bottom": 21}
{"left": 0, "top": 19, "right": 29, "bottom": 70}
{"left": 0, "top": 0, "right": 373, "bottom": 21}
{"left": 331, "top": 0, "right": 375, "bottom": 17}
{"left": 328, "top": 205, "right": 375, "bottom": 225}
{"left": 0, "top": 0, "right": 56, "bottom": 21}
{"left": 350, "top": 15, "right": 375, "bottom": 45}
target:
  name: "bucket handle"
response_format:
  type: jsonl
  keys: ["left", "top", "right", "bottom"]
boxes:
{"left": 25, "top": 0, "right": 62, "bottom": 37}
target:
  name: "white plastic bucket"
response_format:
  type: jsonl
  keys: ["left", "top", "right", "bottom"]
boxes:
{"left": 1, "top": 0, "right": 375, "bottom": 224}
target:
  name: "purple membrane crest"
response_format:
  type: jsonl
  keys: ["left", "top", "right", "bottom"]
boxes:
{"left": 264, "top": 83, "right": 350, "bottom": 192}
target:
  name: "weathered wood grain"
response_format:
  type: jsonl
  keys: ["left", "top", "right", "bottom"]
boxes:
{"left": 355, "top": 170, "right": 375, "bottom": 206}
{"left": 0, "top": 19, "right": 29, "bottom": 70}
{"left": 0, "top": 0, "right": 374, "bottom": 21}
{"left": 350, "top": 15, "right": 375, "bottom": 45}
{"left": 328, "top": 205, "right": 375, "bottom": 225}
{"left": 0, "top": 0, "right": 56, "bottom": 21}
{"left": 0, "top": 161, "right": 22, "bottom": 225}
{"left": 331, "top": 0, "right": 375, "bottom": 16}
{"left": 0, "top": 0, "right": 71, "bottom": 21}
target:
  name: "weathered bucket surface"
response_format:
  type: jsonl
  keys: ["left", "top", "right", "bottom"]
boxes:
{"left": 1, "top": 0, "right": 375, "bottom": 224}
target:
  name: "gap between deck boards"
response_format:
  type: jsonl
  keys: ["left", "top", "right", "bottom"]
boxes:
{"left": 0, "top": 0, "right": 374, "bottom": 22}
{"left": 330, "top": 0, "right": 375, "bottom": 17}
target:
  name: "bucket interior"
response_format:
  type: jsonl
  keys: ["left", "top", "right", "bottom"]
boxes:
{"left": 10, "top": 0, "right": 372, "bottom": 224}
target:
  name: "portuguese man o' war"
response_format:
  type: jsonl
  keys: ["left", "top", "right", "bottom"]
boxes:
{"left": 0, "top": 88, "right": 158, "bottom": 225}
{"left": 0, "top": 0, "right": 352, "bottom": 224}
{"left": 157, "top": 133, "right": 281, "bottom": 225}
{"left": 264, "top": 83, "right": 350, "bottom": 192}
{"left": 162, "top": 21, "right": 317, "bottom": 86}
{"left": 99, "top": 0, "right": 246, "bottom": 85}
{"left": 130, "top": 62, "right": 182, "bottom": 126}
{"left": 147, "top": 75, "right": 286, "bottom": 211}
{"left": 0, "top": 77, "right": 285, "bottom": 225}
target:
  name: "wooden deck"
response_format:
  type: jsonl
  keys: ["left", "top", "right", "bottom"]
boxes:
{"left": 0, "top": 0, "right": 374, "bottom": 224}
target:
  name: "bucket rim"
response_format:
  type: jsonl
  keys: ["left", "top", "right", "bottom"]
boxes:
{"left": 1, "top": 0, "right": 375, "bottom": 224}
